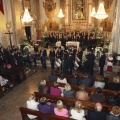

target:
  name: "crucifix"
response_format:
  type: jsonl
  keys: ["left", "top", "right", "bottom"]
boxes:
{"left": 5, "top": 31, "right": 13, "bottom": 47}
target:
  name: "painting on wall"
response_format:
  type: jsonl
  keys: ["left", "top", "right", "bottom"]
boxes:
{"left": 72, "top": 0, "right": 86, "bottom": 20}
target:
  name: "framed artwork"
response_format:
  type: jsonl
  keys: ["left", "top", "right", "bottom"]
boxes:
{"left": 72, "top": 0, "right": 86, "bottom": 20}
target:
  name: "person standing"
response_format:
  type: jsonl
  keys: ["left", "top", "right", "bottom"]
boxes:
{"left": 40, "top": 46, "right": 47, "bottom": 71}
{"left": 107, "top": 54, "right": 113, "bottom": 72}
{"left": 49, "top": 47, "right": 55, "bottom": 70}
{"left": 99, "top": 51, "right": 106, "bottom": 76}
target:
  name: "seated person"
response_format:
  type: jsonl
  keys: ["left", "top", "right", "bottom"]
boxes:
{"left": 57, "top": 73, "right": 67, "bottom": 84}
{"left": 88, "top": 103, "right": 106, "bottom": 120}
{"left": 0, "top": 75, "right": 13, "bottom": 89}
{"left": 38, "top": 80, "right": 49, "bottom": 94}
{"left": 94, "top": 76, "right": 105, "bottom": 89}
{"left": 90, "top": 87, "right": 106, "bottom": 103}
{"left": 48, "top": 72, "right": 58, "bottom": 82}
{"left": 63, "top": 83, "right": 75, "bottom": 98}
{"left": 26, "top": 94, "right": 39, "bottom": 119}
{"left": 105, "top": 76, "right": 120, "bottom": 91}
{"left": 50, "top": 82, "right": 62, "bottom": 96}
{"left": 38, "top": 97, "right": 54, "bottom": 114}
{"left": 79, "top": 73, "right": 92, "bottom": 87}
{"left": 54, "top": 100, "right": 68, "bottom": 117}
{"left": 75, "top": 84, "right": 89, "bottom": 101}
{"left": 5, "top": 64, "right": 21, "bottom": 83}
{"left": 106, "top": 106, "right": 120, "bottom": 120}
{"left": 70, "top": 101, "right": 85, "bottom": 120}
{"left": 68, "top": 72, "right": 79, "bottom": 85}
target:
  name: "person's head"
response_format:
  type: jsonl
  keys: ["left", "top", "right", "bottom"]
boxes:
{"left": 39, "top": 97, "right": 47, "bottom": 105}
{"left": 56, "top": 100, "right": 64, "bottom": 111}
{"left": 64, "top": 84, "right": 71, "bottom": 91}
{"left": 95, "top": 103, "right": 103, "bottom": 112}
{"left": 29, "top": 94, "right": 35, "bottom": 100}
{"left": 74, "top": 101, "right": 82, "bottom": 113}
{"left": 111, "top": 106, "right": 120, "bottom": 116}
{"left": 83, "top": 73, "right": 88, "bottom": 78}
{"left": 96, "top": 87, "right": 103, "bottom": 94}
{"left": 79, "top": 84, "right": 86, "bottom": 91}
{"left": 53, "top": 82, "right": 59, "bottom": 88}
{"left": 113, "top": 76, "right": 120, "bottom": 83}
{"left": 39, "top": 80, "right": 46, "bottom": 86}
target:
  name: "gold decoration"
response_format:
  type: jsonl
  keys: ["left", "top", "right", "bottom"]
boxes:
{"left": 43, "top": 0, "right": 56, "bottom": 18}
{"left": 42, "top": 19, "right": 59, "bottom": 31}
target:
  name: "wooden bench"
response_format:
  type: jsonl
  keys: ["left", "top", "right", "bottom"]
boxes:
{"left": 19, "top": 107, "right": 73, "bottom": 120}
{"left": 46, "top": 81, "right": 120, "bottom": 98}
{"left": 34, "top": 92, "right": 112, "bottom": 111}
{"left": 11, "top": 66, "right": 26, "bottom": 80}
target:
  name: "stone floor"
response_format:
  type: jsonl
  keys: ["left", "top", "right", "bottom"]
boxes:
{"left": 0, "top": 65, "right": 118, "bottom": 120}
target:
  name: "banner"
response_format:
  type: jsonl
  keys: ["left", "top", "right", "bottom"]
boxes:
{"left": 0, "top": 0, "right": 4, "bottom": 14}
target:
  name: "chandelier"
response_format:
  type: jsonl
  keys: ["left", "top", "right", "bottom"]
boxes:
{"left": 58, "top": 9, "right": 64, "bottom": 18}
{"left": 91, "top": 2, "right": 108, "bottom": 20}
{"left": 21, "top": 8, "right": 37, "bottom": 23}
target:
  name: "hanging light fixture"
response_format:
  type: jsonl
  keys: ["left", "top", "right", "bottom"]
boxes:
{"left": 21, "top": 8, "right": 33, "bottom": 23}
{"left": 90, "top": 2, "right": 108, "bottom": 20}
{"left": 94, "top": 2, "right": 108, "bottom": 19}
{"left": 90, "top": 7, "right": 96, "bottom": 17}
{"left": 58, "top": 9, "right": 64, "bottom": 18}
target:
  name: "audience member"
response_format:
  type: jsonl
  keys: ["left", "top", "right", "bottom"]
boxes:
{"left": 90, "top": 87, "right": 106, "bottom": 103}
{"left": 79, "top": 73, "right": 92, "bottom": 87}
{"left": 105, "top": 76, "right": 120, "bottom": 91}
{"left": 57, "top": 73, "right": 67, "bottom": 84}
{"left": 48, "top": 72, "right": 58, "bottom": 82}
{"left": 70, "top": 101, "right": 85, "bottom": 120}
{"left": 26, "top": 94, "right": 39, "bottom": 119}
{"left": 68, "top": 72, "right": 79, "bottom": 85}
{"left": 63, "top": 83, "right": 75, "bottom": 98}
{"left": 106, "top": 106, "right": 120, "bottom": 120}
{"left": 38, "top": 80, "right": 49, "bottom": 94}
{"left": 38, "top": 97, "right": 54, "bottom": 115}
{"left": 54, "top": 100, "right": 68, "bottom": 117}
{"left": 88, "top": 103, "right": 106, "bottom": 120}
{"left": 75, "top": 84, "right": 89, "bottom": 101}
{"left": 50, "top": 82, "right": 62, "bottom": 96}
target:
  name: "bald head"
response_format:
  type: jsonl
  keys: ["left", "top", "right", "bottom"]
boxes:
{"left": 95, "top": 103, "right": 103, "bottom": 111}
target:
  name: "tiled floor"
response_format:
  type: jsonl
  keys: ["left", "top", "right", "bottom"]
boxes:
{"left": 0, "top": 65, "right": 118, "bottom": 120}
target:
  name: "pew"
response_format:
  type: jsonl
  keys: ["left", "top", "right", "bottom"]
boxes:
{"left": 11, "top": 66, "right": 26, "bottom": 80}
{"left": 46, "top": 81, "right": 120, "bottom": 98}
{"left": 19, "top": 107, "right": 73, "bottom": 120}
{"left": 34, "top": 92, "right": 112, "bottom": 111}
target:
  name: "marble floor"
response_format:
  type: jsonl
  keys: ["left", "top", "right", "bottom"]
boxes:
{"left": 0, "top": 65, "right": 118, "bottom": 120}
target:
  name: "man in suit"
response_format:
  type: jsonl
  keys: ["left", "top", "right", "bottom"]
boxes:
{"left": 79, "top": 73, "right": 92, "bottom": 87}
{"left": 40, "top": 46, "right": 47, "bottom": 71}
{"left": 99, "top": 51, "right": 106, "bottom": 76}
{"left": 49, "top": 47, "right": 55, "bottom": 70}
{"left": 88, "top": 103, "right": 106, "bottom": 120}
{"left": 87, "top": 50, "right": 95, "bottom": 75}
{"left": 48, "top": 72, "right": 58, "bottom": 82}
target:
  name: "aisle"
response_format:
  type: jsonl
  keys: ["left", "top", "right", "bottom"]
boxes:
{"left": 0, "top": 67, "right": 50, "bottom": 120}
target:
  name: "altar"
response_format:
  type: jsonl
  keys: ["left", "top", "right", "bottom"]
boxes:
{"left": 66, "top": 41, "right": 80, "bottom": 49}
{"left": 55, "top": 41, "right": 80, "bottom": 49}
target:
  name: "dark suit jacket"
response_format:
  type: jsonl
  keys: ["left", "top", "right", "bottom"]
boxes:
{"left": 79, "top": 77, "right": 92, "bottom": 87}
{"left": 99, "top": 54, "right": 106, "bottom": 67}
{"left": 48, "top": 75, "right": 58, "bottom": 82}
{"left": 68, "top": 77, "right": 79, "bottom": 85}
{"left": 88, "top": 109, "right": 106, "bottom": 120}
{"left": 105, "top": 82, "right": 120, "bottom": 91}
{"left": 40, "top": 49, "right": 47, "bottom": 59}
